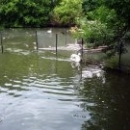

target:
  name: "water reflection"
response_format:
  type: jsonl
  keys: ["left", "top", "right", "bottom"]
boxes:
{"left": 78, "top": 72, "right": 130, "bottom": 130}
{"left": 70, "top": 59, "right": 130, "bottom": 130}
{"left": 0, "top": 29, "right": 130, "bottom": 130}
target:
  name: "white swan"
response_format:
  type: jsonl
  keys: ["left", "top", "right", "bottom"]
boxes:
{"left": 81, "top": 65, "right": 105, "bottom": 83}
{"left": 70, "top": 53, "right": 82, "bottom": 70}
{"left": 71, "top": 61, "right": 80, "bottom": 70}
{"left": 47, "top": 28, "right": 52, "bottom": 33}
{"left": 70, "top": 53, "right": 81, "bottom": 63}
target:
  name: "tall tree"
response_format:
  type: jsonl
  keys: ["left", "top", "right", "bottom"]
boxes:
{"left": 52, "top": 0, "right": 83, "bottom": 26}
{"left": 82, "top": 0, "right": 99, "bottom": 13}
{"left": 103, "top": 0, "right": 130, "bottom": 27}
{"left": 0, "top": 0, "right": 51, "bottom": 27}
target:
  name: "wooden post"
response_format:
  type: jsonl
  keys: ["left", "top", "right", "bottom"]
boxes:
{"left": 56, "top": 34, "right": 58, "bottom": 54}
{"left": 81, "top": 38, "right": 83, "bottom": 57}
{"left": 36, "top": 31, "right": 38, "bottom": 50}
{"left": 0, "top": 32, "right": 3, "bottom": 53}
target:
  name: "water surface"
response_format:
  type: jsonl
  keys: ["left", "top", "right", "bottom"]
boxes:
{"left": 0, "top": 28, "right": 130, "bottom": 130}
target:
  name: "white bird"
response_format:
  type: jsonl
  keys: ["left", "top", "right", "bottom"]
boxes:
{"left": 70, "top": 53, "right": 82, "bottom": 70}
{"left": 47, "top": 28, "right": 52, "bottom": 33}
{"left": 71, "top": 61, "right": 80, "bottom": 70}
{"left": 70, "top": 53, "right": 81, "bottom": 63}
{"left": 81, "top": 66, "right": 105, "bottom": 81}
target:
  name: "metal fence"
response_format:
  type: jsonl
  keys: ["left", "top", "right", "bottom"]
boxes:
{"left": 0, "top": 29, "right": 76, "bottom": 53}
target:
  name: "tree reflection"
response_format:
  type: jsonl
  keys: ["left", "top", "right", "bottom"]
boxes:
{"left": 77, "top": 71, "right": 130, "bottom": 130}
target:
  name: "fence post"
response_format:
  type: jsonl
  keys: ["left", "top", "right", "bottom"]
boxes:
{"left": 0, "top": 32, "right": 3, "bottom": 53}
{"left": 56, "top": 34, "right": 58, "bottom": 54}
{"left": 36, "top": 31, "right": 38, "bottom": 50}
{"left": 81, "top": 38, "right": 84, "bottom": 57}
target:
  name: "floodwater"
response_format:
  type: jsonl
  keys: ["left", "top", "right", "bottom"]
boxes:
{"left": 0, "top": 28, "right": 130, "bottom": 130}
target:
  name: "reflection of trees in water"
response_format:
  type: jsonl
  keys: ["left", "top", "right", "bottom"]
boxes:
{"left": 72, "top": 64, "right": 130, "bottom": 130}
{"left": 76, "top": 72, "right": 130, "bottom": 130}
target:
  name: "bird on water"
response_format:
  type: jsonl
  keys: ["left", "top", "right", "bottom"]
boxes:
{"left": 70, "top": 52, "right": 82, "bottom": 63}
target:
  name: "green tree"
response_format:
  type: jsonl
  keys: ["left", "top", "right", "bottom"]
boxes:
{"left": 82, "top": 0, "right": 99, "bottom": 14}
{"left": 52, "top": 0, "right": 83, "bottom": 26}
{"left": 0, "top": 0, "right": 51, "bottom": 27}
{"left": 103, "top": 0, "right": 130, "bottom": 27}
{"left": 78, "top": 0, "right": 130, "bottom": 70}
{"left": 74, "top": 0, "right": 129, "bottom": 56}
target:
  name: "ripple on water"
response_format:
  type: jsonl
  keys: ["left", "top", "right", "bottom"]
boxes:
{"left": 0, "top": 72, "right": 91, "bottom": 130}
{"left": 4, "top": 83, "right": 12, "bottom": 87}
{"left": 1, "top": 74, "right": 83, "bottom": 102}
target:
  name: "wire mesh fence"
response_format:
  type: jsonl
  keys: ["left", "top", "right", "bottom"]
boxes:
{"left": 36, "top": 29, "right": 75, "bottom": 50}
{"left": 0, "top": 28, "right": 76, "bottom": 53}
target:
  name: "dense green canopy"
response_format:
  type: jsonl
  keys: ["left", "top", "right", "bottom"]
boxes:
{"left": 0, "top": 0, "right": 54, "bottom": 27}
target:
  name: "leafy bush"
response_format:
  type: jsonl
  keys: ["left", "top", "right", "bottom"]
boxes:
{"left": 52, "top": 0, "right": 83, "bottom": 26}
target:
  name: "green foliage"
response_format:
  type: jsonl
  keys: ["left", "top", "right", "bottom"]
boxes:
{"left": 71, "top": 0, "right": 130, "bottom": 60}
{"left": 52, "top": 0, "right": 83, "bottom": 26}
{"left": 71, "top": 17, "right": 114, "bottom": 48}
{"left": 82, "top": 0, "right": 100, "bottom": 13}
{"left": 87, "top": 6, "right": 117, "bottom": 27}
{"left": 0, "top": 0, "right": 51, "bottom": 27}
{"left": 103, "top": 0, "right": 130, "bottom": 26}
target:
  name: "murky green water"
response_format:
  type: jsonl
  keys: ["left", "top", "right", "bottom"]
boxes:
{"left": 0, "top": 28, "right": 130, "bottom": 130}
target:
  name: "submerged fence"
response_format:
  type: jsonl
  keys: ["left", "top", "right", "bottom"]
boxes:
{"left": 35, "top": 29, "right": 76, "bottom": 51}
{"left": 0, "top": 29, "right": 76, "bottom": 54}
{"left": 0, "top": 31, "right": 3, "bottom": 53}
